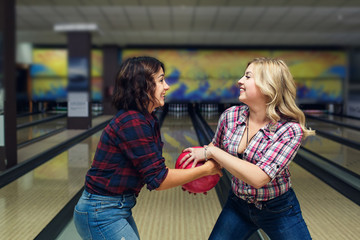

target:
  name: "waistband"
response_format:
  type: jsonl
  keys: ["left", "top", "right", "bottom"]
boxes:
{"left": 82, "top": 189, "right": 136, "bottom": 202}
{"left": 236, "top": 188, "right": 293, "bottom": 210}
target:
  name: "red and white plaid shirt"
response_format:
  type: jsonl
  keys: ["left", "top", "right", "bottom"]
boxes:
{"left": 212, "top": 105, "right": 303, "bottom": 208}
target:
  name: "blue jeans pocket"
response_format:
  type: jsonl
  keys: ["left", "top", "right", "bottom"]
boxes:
{"left": 251, "top": 189, "right": 311, "bottom": 240}
{"left": 264, "top": 201, "right": 293, "bottom": 214}
{"left": 263, "top": 190, "right": 294, "bottom": 214}
{"left": 74, "top": 191, "right": 139, "bottom": 239}
{"left": 74, "top": 207, "right": 92, "bottom": 240}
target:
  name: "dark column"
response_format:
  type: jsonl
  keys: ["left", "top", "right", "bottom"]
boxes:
{"left": 347, "top": 48, "right": 360, "bottom": 117}
{"left": 102, "top": 46, "right": 119, "bottom": 115}
{"left": 67, "top": 32, "right": 92, "bottom": 129}
{"left": 0, "top": 0, "right": 17, "bottom": 170}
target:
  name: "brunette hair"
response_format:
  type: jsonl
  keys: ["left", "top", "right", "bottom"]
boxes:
{"left": 112, "top": 56, "right": 165, "bottom": 113}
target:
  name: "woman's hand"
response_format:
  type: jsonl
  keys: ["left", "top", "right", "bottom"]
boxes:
{"left": 180, "top": 147, "right": 207, "bottom": 168}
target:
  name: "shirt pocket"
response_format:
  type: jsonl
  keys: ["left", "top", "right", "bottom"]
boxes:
{"left": 251, "top": 150, "right": 263, "bottom": 164}
{"left": 222, "top": 132, "right": 236, "bottom": 153}
{"left": 251, "top": 137, "right": 272, "bottom": 158}
{"left": 222, "top": 136, "right": 230, "bottom": 149}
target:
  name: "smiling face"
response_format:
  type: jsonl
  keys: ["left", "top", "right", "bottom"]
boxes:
{"left": 148, "top": 67, "right": 170, "bottom": 113}
{"left": 238, "top": 63, "right": 267, "bottom": 106}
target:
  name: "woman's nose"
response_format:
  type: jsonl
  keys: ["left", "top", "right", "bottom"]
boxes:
{"left": 164, "top": 80, "right": 170, "bottom": 90}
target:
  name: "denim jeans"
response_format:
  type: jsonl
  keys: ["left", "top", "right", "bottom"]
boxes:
{"left": 73, "top": 190, "right": 139, "bottom": 240}
{"left": 209, "top": 188, "right": 312, "bottom": 240}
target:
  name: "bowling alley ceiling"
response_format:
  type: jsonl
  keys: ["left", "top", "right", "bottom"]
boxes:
{"left": 16, "top": 0, "right": 360, "bottom": 47}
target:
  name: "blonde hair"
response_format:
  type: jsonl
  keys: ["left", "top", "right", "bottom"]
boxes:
{"left": 248, "top": 57, "right": 315, "bottom": 139}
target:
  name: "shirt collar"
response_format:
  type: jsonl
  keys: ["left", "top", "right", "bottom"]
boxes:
{"left": 237, "top": 105, "right": 280, "bottom": 139}
{"left": 263, "top": 121, "right": 279, "bottom": 138}
{"left": 236, "top": 105, "right": 249, "bottom": 126}
{"left": 145, "top": 111, "right": 158, "bottom": 128}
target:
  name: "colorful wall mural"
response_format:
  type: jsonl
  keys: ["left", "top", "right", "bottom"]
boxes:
{"left": 31, "top": 49, "right": 103, "bottom": 101}
{"left": 122, "top": 49, "right": 346, "bottom": 103}
{"left": 272, "top": 50, "right": 345, "bottom": 103}
{"left": 30, "top": 48, "right": 346, "bottom": 104}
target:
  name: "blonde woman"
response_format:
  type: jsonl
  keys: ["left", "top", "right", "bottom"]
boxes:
{"left": 181, "top": 57, "right": 315, "bottom": 239}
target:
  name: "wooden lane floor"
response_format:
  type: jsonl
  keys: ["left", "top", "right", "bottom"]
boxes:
{"left": 17, "top": 115, "right": 112, "bottom": 164}
{"left": 203, "top": 112, "right": 360, "bottom": 240}
{"left": 17, "top": 113, "right": 103, "bottom": 147}
{"left": 290, "top": 162, "right": 360, "bottom": 239}
{"left": 306, "top": 118, "right": 360, "bottom": 145}
{"left": 16, "top": 112, "right": 63, "bottom": 126}
{"left": 0, "top": 131, "right": 103, "bottom": 239}
{"left": 0, "top": 116, "right": 113, "bottom": 239}
{"left": 305, "top": 112, "right": 360, "bottom": 128}
{"left": 301, "top": 135, "right": 360, "bottom": 175}
{"left": 17, "top": 117, "right": 66, "bottom": 146}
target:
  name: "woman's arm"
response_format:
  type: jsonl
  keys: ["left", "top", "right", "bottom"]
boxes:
{"left": 182, "top": 123, "right": 303, "bottom": 189}
{"left": 206, "top": 146, "right": 270, "bottom": 189}
{"left": 181, "top": 143, "right": 270, "bottom": 189}
{"left": 156, "top": 160, "right": 222, "bottom": 191}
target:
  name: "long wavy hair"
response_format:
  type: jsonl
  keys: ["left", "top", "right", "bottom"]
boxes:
{"left": 248, "top": 57, "right": 315, "bottom": 139}
{"left": 112, "top": 56, "right": 165, "bottom": 114}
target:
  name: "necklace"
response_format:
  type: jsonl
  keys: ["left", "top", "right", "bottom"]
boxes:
{"left": 246, "top": 114, "right": 249, "bottom": 147}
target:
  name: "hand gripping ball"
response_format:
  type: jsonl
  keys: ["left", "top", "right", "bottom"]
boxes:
{"left": 175, "top": 146, "right": 220, "bottom": 194}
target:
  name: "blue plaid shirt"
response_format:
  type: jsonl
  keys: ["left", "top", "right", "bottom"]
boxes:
{"left": 85, "top": 109, "right": 168, "bottom": 196}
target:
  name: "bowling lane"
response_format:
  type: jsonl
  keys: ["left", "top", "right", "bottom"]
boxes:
{"left": 17, "top": 111, "right": 64, "bottom": 126}
{"left": 305, "top": 111, "right": 360, "bottom": 130}
{"left": 0, "top": 129, "right": 103, "bottom": 240}
{"left": 301, "top": 135, "right": 360, "bottom": 175}
{"left": 17, "top": 116, "right": 66, "bottom": 146}
{"left": 201, "top": 109, "right": 360, "bottom": 240}
{"left": 323, "top": 114, "right": 360, "bottom": 126}
{"left": 306, "top": 118, "right": 360, "bottom": 146}
{"left": 17, "top": 113, "right": 104, "bottom": 147}
{"left": 201, "top": 111, "right": 221, "bottom": 133}
{"left": 17, "top": 115, "right": 112, "bottom": 165}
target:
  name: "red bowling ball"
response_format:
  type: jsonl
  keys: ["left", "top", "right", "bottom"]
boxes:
{"left": 175, "top": 146, "right": 220, "bottom": 194}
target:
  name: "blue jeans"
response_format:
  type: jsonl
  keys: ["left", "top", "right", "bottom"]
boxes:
{"left": 209, "top": 188, "right": 312, "bottom": 240}
{"left": 73, "top": 190, "right": 140, "bottom": 240}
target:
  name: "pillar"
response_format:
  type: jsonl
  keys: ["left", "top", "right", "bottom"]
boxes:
{"left": 0, "top": 0, "right": 17, "bottom": 169}
{"left": 66, "top": 32, "right": 92, "bottom": 129}
{"left": 102, "top": 46, "right": 119, "bottom": 115}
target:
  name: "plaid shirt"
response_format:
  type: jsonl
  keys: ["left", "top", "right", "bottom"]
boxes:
{"left": 85, "top": 110, "right": 168, "bottom": 196}
{"left": 212, "top": 105, "right": 303, "bottom": 208}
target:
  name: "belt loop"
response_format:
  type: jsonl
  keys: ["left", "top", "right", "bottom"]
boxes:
{"left": 84, "top": 189, "right": 92, "bottom": 198}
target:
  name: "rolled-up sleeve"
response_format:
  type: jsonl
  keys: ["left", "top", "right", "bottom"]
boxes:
{"left": 119, "top": 119, "right": 168, "bottom": 190}
{"left": 256, "top": 124, "right": 302, "bottom": 180}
